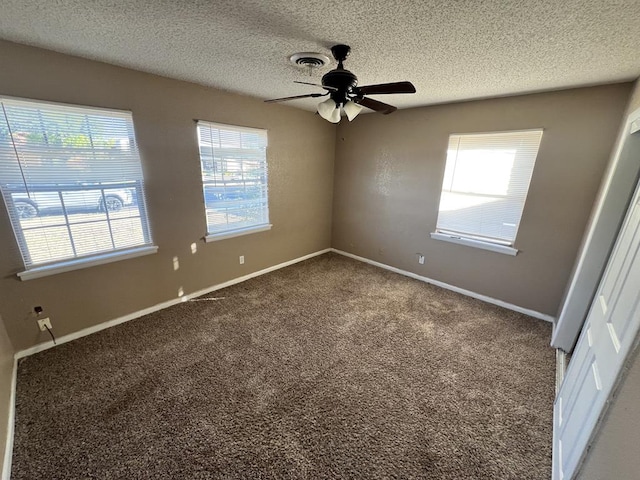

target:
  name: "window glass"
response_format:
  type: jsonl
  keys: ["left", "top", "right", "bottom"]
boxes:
{"left": 0, "top": 98, "right": 153, "bottom": 268}
{"left": 435, "top": 129, "right": 543, "bottom": 245}
{"left": 197, "top": 121, "right": 269, "bottom": 237}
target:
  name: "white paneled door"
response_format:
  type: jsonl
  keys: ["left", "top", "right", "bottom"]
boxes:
{"left": 553, "top": 179, "right": 640, "bottom": 480}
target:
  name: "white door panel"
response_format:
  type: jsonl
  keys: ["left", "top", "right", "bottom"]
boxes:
{"left": 600, "top": 204, "right": 640, "bottom": 301}
{"left": 553, "top": 188, "right": 640, "bottom": 480}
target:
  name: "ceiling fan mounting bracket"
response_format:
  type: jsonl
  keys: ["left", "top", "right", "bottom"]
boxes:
{"left": 330, "top": 44, "right": 351, "bottom": 64}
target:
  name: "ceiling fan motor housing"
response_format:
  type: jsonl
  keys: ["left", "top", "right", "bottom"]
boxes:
{"left": 322, "top": 69, "right": 358, "bottom": 104}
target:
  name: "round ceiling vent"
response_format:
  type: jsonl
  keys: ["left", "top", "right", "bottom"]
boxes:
{"left": 290, "top": 52, "right": 331, "bottom": 69}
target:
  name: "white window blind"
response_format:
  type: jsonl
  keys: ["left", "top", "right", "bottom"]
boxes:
{"left": 197, "top": 121, "right": 269, "bottom": 237}
{"left": 435, "top": 129, "right": 543, "bottom": 246}
{"left": 0, "top": 97, "right": 153, "bottom": 268}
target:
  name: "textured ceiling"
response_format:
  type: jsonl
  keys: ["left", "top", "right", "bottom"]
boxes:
{"left": 0, "top": 0, "right": 639, "bottom": 112}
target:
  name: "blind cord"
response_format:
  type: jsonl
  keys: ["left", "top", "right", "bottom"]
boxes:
{"left": 0, "top": 102, "right": 31, "bottom": 198}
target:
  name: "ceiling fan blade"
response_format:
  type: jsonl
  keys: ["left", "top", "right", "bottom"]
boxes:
{"left": 353, "top": 96, "right": 397, "bottom": 114}
{"left": 294, "top": 80, "right": 338, "bottom": 91}
{"left": 264, "top": 93, "right": 326, "bottom": 103}
{"left": 354, "top": 81, "right": 416, "bottom": 95}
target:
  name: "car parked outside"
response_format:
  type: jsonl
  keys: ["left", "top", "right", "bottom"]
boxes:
{"left": 8, "top": 184, "right": 135, "bottom": 219}
{"left": 203, "top": 183, "right": 263, "bottom": 209}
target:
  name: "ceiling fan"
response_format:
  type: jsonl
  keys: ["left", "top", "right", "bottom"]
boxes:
{"left": 265, "top": 44, "right": 416, "bottom": 123}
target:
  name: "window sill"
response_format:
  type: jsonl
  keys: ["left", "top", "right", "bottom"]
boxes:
{"left": 430, "top": 232, "right": 518, "bottom": 256}
{"left": 205, "top": 224, "right": 272, "bottom": 242}
{"left": 17, "top": 245, "right": 159, "bottom": 281}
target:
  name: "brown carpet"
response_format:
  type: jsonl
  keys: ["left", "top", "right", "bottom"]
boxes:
{"left": 11, "top": 253, "right": 555, "bottom": 479}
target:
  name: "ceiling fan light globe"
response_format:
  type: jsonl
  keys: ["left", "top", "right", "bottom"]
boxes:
{"left": 329, "top": 106, "right": 341, "bottom": 123}
{"left": 317, "top": 98, "right": 338, "bottom": 122}
{"left": 343, "top": 101, "right": 363, "bottom": 121}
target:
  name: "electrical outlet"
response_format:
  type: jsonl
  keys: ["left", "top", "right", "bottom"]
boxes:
{"left": 37, "top": 317, "right": 52, "bottom": 331}
{"left": 239, "top": 255, "right": 245, "bottom": 265}
{"left": 418, "top": 254, "right": 425, "bottom": 265}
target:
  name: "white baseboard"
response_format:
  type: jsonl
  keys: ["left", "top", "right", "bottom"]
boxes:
{"left": 331, "top": 248, "right": 555, "bottom": 323}
{"left": 2, "top": 357, "right": 17, "bottom": 480}
{"left": 15, "top": 248, "right": 331, "bottom": 359}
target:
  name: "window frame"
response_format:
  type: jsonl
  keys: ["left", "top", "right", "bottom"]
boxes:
{"left": 431, "top": 128, "right": 544, "bottom": 255}
{"left": 0, "top": 96, "right": 157, "bottom": 279}
{"left": 196, "top": 120, "right": 271, "bottom": 242}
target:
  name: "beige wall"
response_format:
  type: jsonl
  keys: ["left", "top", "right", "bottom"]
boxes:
{"left": 332, "top": 85, "right": 631, "bottom": 316}
{"left": 627, "top": 79, "right": 640, "bottom": 113}
{"left": 0, "top": 316, "right": 14, "bottom": 477}
{"left": 0, "top": 40, "right": 336, "bottom": 352}
{"left": 578, "top": 78, "right": 640, "bottom": 480}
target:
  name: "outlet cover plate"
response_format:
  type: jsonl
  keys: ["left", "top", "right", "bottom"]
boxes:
{"left": 37, "top": 317, "right": 52, "bottom": 331}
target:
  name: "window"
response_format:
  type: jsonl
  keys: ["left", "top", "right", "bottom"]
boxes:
{"left": 0, "top": 97, "right": 155, "bottom": 278}
{"left": 432, "top": 129, "right": 543, "bottom": 255}
{"left": 197, "top": 121, "right": 270, "bottom": 241}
